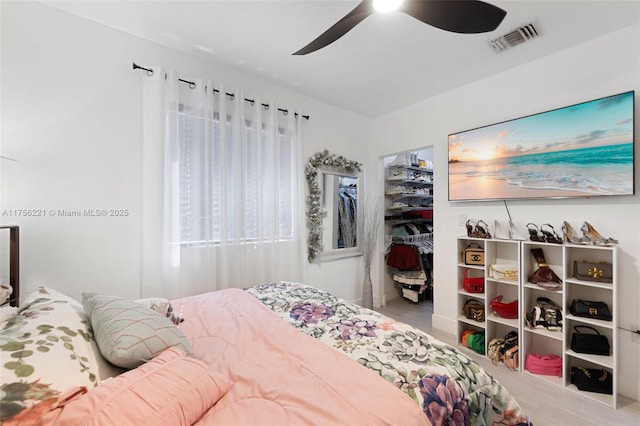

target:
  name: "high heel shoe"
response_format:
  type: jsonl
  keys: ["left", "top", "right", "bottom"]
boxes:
{"left": 540, "top": 224, "right": 563, "bottom": 244}
{"left": 581, "top": 222, "right": 618, "bottom": 246}
{"left": 494, "top": 220, "right": 510, "bottom": 240}
{"left": 526, "top": 223, "right": 545, "bottom": 242}
{"left": 509, "top": 221, "right": 526, "bottom": 241}
{"left": 475, "top": 220, "right": 492, "bottom": 239}
{"left": 562, "top": 221, "right": 589, "bottom": 244}
{"left": 466, "top": 219, "right": 477, "bottom": 237}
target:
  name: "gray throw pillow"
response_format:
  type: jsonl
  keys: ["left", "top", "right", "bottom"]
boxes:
{"left": 82, "top": 292, "right": 193, "bottom": 369}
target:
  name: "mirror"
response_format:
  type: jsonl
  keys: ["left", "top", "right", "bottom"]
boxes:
{"left": 323, "top": 174, "right": 358, "bottom": 250}
{"left": 306, "top": 150, "right": 363, "bottom": 263}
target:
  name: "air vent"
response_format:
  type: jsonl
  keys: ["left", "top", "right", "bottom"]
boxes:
{"left": 489, "top": 23, "right": 540, "bottom": 53}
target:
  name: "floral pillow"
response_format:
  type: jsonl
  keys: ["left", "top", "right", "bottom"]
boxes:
{"left": 0, "top": 287, "right": 121, "bottom": 423}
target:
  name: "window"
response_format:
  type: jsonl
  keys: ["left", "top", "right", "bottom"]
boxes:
{"left": 172, "top": 107, "right": 295, "bottom": 246}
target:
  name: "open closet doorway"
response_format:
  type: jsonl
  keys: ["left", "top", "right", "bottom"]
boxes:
{"left": 378, "top": 147, "right": 434, "bottom": 330}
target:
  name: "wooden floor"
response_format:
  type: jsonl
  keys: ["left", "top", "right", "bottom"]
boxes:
{"left": 376, "top": 297, "right": 640, "bottom": 426}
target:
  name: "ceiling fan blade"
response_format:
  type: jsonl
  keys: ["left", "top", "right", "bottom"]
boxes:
{"left": 400, "top": 0, "right": 507, "bottom": 34}
{"left": 293, "top": 1, "right": 375, "bottom": 55}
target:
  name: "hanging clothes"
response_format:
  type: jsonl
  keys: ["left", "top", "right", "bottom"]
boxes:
{"left": 386, "top": 244, "right": 422, "bottom": 270}
{"left": 337, "top": 184, "right": 357, "bottom": 248}
{"left": 385, "top": 230, "right": 434, "bottom": 301}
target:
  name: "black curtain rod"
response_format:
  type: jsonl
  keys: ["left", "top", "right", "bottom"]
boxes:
{"left": 133, "top": 62, "right": 309, "bottom": 120}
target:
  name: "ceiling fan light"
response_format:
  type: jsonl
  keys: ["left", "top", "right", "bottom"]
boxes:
{"left": 373, "top": 0, "right": 404, "bottom": 13}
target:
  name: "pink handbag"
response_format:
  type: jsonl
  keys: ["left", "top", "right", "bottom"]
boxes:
{"left": 503, "top": 345, "right": 519, "bottom": 371}
{"left": 524, "top": 353, "right": 562, "bottom": 377}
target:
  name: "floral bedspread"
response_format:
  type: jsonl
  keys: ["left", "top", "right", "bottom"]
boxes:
{"left": 245, "top": 282, "right": 530, "bottom": 426}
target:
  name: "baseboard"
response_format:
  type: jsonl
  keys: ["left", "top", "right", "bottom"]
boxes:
{"left": 432, "top": 313, "right": 456, "bottom": 335}
{"left": 356, "top": 297, "right": 387, "bottom": 309}
{"left": 349, "top": 296, "right": 383, "bottom": 309}
{"left": 374, "top": 294, "right": 384, "bottom": 308}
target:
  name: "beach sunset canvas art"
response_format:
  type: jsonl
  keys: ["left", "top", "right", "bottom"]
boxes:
{"left": 448, "top": 91, "right": 635, "bottom": 202}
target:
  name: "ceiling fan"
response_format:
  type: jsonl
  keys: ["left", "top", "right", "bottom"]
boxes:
{"left": 293, "top": 0, "right": 507, "bottom": 55}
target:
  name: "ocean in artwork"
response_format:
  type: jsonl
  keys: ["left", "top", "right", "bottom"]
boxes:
{"left": 449, "top": 142, "right": 633, "bottom": 198}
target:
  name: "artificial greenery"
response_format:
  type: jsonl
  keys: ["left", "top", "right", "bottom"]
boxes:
{"left": 305, "top": 150, "right": 361, "bottom": 262}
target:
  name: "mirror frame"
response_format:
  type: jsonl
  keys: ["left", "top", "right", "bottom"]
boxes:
{"left": 305, "top": 150, "right": 363, "bottom": 263}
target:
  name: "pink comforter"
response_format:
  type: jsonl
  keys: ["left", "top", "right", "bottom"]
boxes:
{"left": 180, "top": 288, "right": 428, "bottom": 425}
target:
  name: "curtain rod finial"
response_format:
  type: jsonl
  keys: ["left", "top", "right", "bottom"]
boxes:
{"left": 132, "top": 62, "right": 154, "bottom": 76}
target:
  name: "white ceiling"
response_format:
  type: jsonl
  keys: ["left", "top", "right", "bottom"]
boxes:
{"left": 44, "top": 0, "right": 640, "bottom": 117}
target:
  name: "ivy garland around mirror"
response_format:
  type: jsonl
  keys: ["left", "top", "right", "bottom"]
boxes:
{"left": 305, "top": 150, "right": 362, "bottom": 263}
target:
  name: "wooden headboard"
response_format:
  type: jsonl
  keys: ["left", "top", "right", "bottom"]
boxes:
{"left": 1, "top": 226, "right": 19, "bottom": 306}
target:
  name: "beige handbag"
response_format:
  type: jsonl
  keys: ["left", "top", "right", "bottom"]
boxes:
{"left": 489, "top": 264, "right": 518, "bottom": 280}
{"left": 463, "top": 243, "right": 484, "bottom": 265}
{"left": 503, "top": 345, "right": 519, "bottom": 371}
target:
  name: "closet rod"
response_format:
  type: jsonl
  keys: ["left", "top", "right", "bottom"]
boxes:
{"left": 132, "top": 62, "right": 310, "bottom": 120}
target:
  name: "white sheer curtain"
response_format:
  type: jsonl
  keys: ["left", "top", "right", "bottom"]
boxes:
{"left": 141, "top": 68, "right": 305, "bottom": 299}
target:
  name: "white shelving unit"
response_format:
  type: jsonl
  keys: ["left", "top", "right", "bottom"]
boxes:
{"left": 384, "top": 164, "right": 433, "bottom": 223}
{"left": 456, "top": 237, "right": 521, "bottom": 366}
{"left": 457, "top": 237, "right": 618, "bottom": 408}
{"left": 520, "top": 241, "right": 565, "bottom": 388}
{"left": 485, "top": 239, "right": 521, "bottom": 367}
{"left": 563, "top": 243, "right": 617, "bottom": 408}
{"left": 456, "top": 237, "right": 486, "bottom": 350}
{"left": 385, "top": 162, "right": 434, "bottom": 303}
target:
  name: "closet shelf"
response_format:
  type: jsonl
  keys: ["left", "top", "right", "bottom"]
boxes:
{"left": 384, "top": 152, "right": 434, "bottom": 304}
{"left": 385, "top": 178, "right": 433, "bottom": 185}
{"left": 386, "top": 233, "right": 433, "bottom": 245}
{"left": 386, "top": 193, "right": 433, "bottom": 199}
{"left": 385, "top": 217, "right": 433, "bottom": 224}
{"left": 387, "top": 164, "right": 433, "bottom": 173}
{"left": 523, "top": 326, "right": 563, "bottom": 341}
{"left": 386, "top": 206, "right": 433, "bottom": 212}
{"left": 565, "top": 278, "right": 613, "bottom": 290}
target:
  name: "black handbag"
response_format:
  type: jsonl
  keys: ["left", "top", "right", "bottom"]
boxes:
{"left": 570, "top": 299, "right": 612, "bottom": 321}
{"left": 570, "top": 366, "right": 613, "bottom": 394}
{"left": 525, "top": 297, "right": 562, "bottom": 331}
{"left": 570, "top": 326, "right": 610, "bottom": 356}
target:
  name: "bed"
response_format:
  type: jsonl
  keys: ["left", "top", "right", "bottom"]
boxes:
{"left": 0, "top": 282, "right": 531, "bottom": 426}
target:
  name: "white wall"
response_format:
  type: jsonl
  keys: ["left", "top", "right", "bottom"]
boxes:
{"left": 0, "top": 1, "right": 373, "bottom": 303}
{"left": 2, "top": 0, "right": 639, "bottom": 402}
{"left": 370, "top": 24, "right": 640, "bottom": 400}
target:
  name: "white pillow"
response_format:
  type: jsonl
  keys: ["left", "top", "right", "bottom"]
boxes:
{"left": 0, "top": 283, "right": 13, "bottom": 305}
{"left": 82, "top": 292, "right": 194, "bottom": 369}
{"left": 0, "top": 305, "right": 17, "bottom": 324}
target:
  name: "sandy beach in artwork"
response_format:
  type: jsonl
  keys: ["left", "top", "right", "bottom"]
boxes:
{"left": 449, "top": 174, "right": 592, "bottom": 201}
